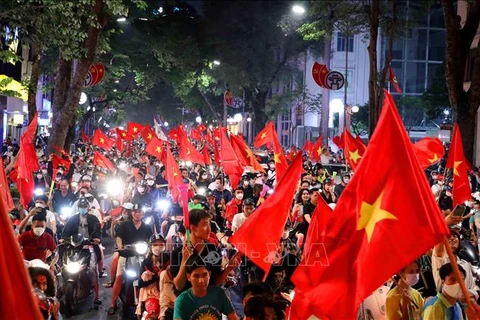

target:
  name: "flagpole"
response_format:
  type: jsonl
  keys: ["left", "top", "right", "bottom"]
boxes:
{"left": 442, "top": 235, "right": 474, "bottom": 310}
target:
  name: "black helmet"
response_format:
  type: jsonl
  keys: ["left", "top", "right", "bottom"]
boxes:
{"left": 78, "top": 198, "right": 89, "bottom": 208}
{"left": 149, "top": 234, "right": 166, "bottom": 245}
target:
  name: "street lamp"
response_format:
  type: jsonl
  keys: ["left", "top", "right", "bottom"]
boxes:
{"left": 213, "top": 60, "right": 221, "bottom": 66}
{"left": 246, "top": 117, "right": 252, "bottom": 122}
{"left": 292, "top": 5, "right": 306, "bottom": 15}
{"left": 79, "top": 92, "right": 87, "bottom": 105}
{"left": 116, "top": 17, "right": 127, "bottom": 22}
{"left": 163, "top": 121, "right": 169, "bottom": 127}
{"left": 114, "top": 80, "right": 120, "bottom": 83}
{"left": 195, "top": 116, "right": 202, "bottom": 123}
{"left": 351, "top": 105, "right": 359, "bottom": 113}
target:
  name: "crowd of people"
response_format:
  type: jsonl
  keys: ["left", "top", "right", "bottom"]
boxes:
{"left": 4, "top": 131, "right": 480, "bottom": 320}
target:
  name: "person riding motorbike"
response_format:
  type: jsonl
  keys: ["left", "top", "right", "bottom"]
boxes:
{"left": 60, "top": 198, "right": 102, "bottom": 305}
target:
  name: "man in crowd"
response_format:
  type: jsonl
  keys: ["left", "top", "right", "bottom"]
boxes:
{"left": 232, "top": 198, "right": 255, "bottom": 232}
{"left": 52, "top": 179, "right": 77, "bottom": 214}
{"left": 18, "top": 211, "right": 56, "bottom": 263}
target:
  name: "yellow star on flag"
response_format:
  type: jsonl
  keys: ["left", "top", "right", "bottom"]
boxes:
{"left": 316, "top": 147, "right": 322, "bottom": 156}
{"left": 428, "top": 153, "right": 438, "bottom": 164}
{"left": 100, "top": 138, "right": 105, "bottom": 143}
{"left": 349, "top": 149, "right": 362, "bottom": 164}
{"left": 147, "top": 133, "right": 153, "bottom": 140}
{"left": 357, "top": 191, "right": 397, "bottom": 243}
{"left": 186, "top": 148, "right": 191, "bottom": 155}
{"left": 454, "top": 161, "right": 463, "bottom": 177}
{"left": 245, "top": 148, "right": 252, "bottom": 158}
{"left": 173, "top": 169, "right": 178, "bottom": 177}
{"left": 274, "top": 153, "right": 282, "bottom": 164}
{"left": 133, "top": 127, "right": 138, "bottom": 133}
{"left": 260, "top": 132, "right": 267, "bottom": 140}
{"left": 155, "top": 146, "right": 161, "bottom": 153}
{"left": 121, "top": 133, "right": 126, "bottom": 137}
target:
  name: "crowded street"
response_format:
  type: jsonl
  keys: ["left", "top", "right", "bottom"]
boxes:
{"left": 3, "top": 1, "right": 480, "bottom": 320}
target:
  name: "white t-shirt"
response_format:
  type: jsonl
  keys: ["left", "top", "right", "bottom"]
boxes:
{"left": 232, "top": 213, "right": 248, "bottom": 232}
{"left": 320, "top": 154, "right": 330, "bottom": 165}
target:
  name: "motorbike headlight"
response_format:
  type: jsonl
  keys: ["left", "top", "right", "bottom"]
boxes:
{"left": 134, "top": 242, "right": 148, "bottom": 255}
{"left": 125, "top": 269, "right": 137, "bottom": 278}
{"left": 157, "top": 199, "right": 170, "bottom": 211}
{"left": 186, "top": 161, "right": 192, "bottom": 167}
{"left": 61, "top": 207, "right": 73, "bottom": 218}
{"left": 197, "top": 188, "right": 206, "bottom": 196}
{"left": 107, "top": 179, "right": 123, "bottom": 197}
{"left": 34, "top": 188, "right": 44, "bottom": 196}
{"left": 118, "top": 161, "right": 127, "bottom": 170}
{"left": 65, "top": 261, "right": 82, "bottom": 274}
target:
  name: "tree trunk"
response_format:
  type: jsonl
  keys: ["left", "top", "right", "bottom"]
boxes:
{"left": 47, "top": 0, "right": 107, "bottom": 155}
{"left": 252, "top": 90, "right": 268, "bottom": 136}
{"left": 27, "top": 42, "right": 41, "bottom": 124}
{"left": 367, "top": 0, "right": 380, "bottom": 138}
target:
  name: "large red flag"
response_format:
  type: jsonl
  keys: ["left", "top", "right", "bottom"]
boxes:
{"left": 178, "top": 129, "right": 204, "bottom": 164}
{"left": 388, "top": 64, "right": 402, "bottom": 93}
{"left": 412, "top": 137, "right": 444, "bottom": 169}
{"left": 286, "top": 146, "right": 298, "bottom": 163}
{"left": 165, "top": 146, "right": 183, "bottom": 202}
{"left": 92, "top": 129, "right": 114, "bottom": 151}
{"left": 145, "top": 137, "right": 165, "bottom": 161}
{"left": 230, "top": 134, "right": 264, "bottom": 172}
{"left": 253, "top": 121, "right": 274, "bottom": 148}
{"left": 331, "top": 132, "right": 345, "bottom": 149}
{"left": 202, "top": 145, "right": 212, "bottom": 166}
{"left": 190, "top": 127, "right": 202, "bottom": 141}
{"left": 311, "top": 136, "right": 323, "bottom": 162}
{"left": 0, "top": 156, "right": 14, "bottom": 210}
{"left": 291, "top": 91, "right": 449, "bottom": 319}
{"left": 0, "top": 169, "right": 43, "bottom": 320}
{"left": 229, "top": 152, "right": 303, "bottom": 277}
{"left": 141, "top": 124, "right": 156, "bottom": 143}
{"left": 17, "top": 114, "right": 39, "bottom": 206}
{"left": 219, "top": 129, "right": 244, "bottom": 189}
{"left": 272, "top": 130, "right": 288, "bottom": 182}
{"left": 302, "top": 139, "right": 313, "bottom": 156}
{"left": 446, "top": 124, "right": 472, "bottom": 207}
{"left": 93, "top": 151, "right": 115, "bottom": 172}
{"left": 116, "top": 128, "right": 128, "bottom": 140}
{"left": 127, "top": 122, "right": 144, "bottom": 139}
{"left": 344, "top": 129, "right": 366, "bottom": 171}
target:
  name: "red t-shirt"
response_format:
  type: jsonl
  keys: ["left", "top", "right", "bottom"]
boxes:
{"left": 18, "top": 230, "right": 56, "bottom": 263}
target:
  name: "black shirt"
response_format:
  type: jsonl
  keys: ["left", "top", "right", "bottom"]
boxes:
{"left": 117, "top": 220, "right": 153, "bottom": 247}
{"left": 170, "top": 242, "right": 223, "bottom": 293}
{"left": 264, "top": 253, "right": 299, "bottom": 292}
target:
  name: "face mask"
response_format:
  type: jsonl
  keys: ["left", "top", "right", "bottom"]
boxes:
{"left": 432, "top": 175, "right": 438, "bottom": 180}
{"left": 236, "top": 193, "right": 244, "bottom": 200}
{"left": 243, "top": 181, "right": 249, "bottom": 187}
{"left": 87, "top": 170, "right": 93, "bottom": 175}
{"left": 137, "top": 187, "right": 145, "bottom": 193}
{"left": 269, "top": 165, "right": 275, "bottom": 170}
{"left": 438, "top": 181, "right": 444, "bottom": 185}
{"left": 79, "top": 208, "right": 88, "bottom": 215}
{"left": 35, "top": 203, "right": 45, "bottom": 209}
{"left": 36, "top": 174, "right": 43, "bottom": 179}
{"left": 122, "top": 214, "right": 130, "bottom": 220}
{"left": 152, "top": 246, "right": 165, "bottom": 256}
{"left": 55, "top": 176, "right": 61, "bottom": 181}
{"left": 147, "top": 180, "right": 154, "bottom": 186}
{"left": 443, "top": 283, "right": 463, "bottom": 299}
{"left": 343, "top": 178, "right": 350, "bottom": 184}
{"left": 446, "top": 192, "right": 452, "bottom": 197}
{"left": 201, "top": 175, "right": 208, "bottom": 179}
{"left": 403, "top": 273, "right": 419, "bottom": 286}
{"left": 33, "top": 227, "right": 45, "bottom": 237}
{"left": 41, "top": 169, "right": 47, "bottom": 175}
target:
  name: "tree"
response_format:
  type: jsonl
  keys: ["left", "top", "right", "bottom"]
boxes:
{"left": 440, "top": 0, "right": 480, "bottom": 162}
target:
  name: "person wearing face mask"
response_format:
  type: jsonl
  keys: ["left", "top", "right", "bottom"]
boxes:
{"left": 19, "top": 195, "right": 57, "bottom": 236}
{"left": 136, "top": 234, "right": 170, "bottom": 319}
{"left": 60, "top": 198, "right": 102, "bottom": 305}
{"left": 432, "top": 174, "right": 445, "bottom": 200}
{"left": 18, "top": 212, "right": 57, "bottom": 263}
{"left": 266, "top": 160, "right": 276, "bottom": 187}
{"left": 334, "top": 173, "right": 350, "bottom": 198}
{"left": 33, "top": 170, "right": 47, "bottom": 189}
{"left": 132, "top": 180, "right": 155, "bottom": 208}
{"left": 422, "top": 263, "right": 466, "bottom": 320}
{"left": 242, "top": 175, "right": 254, "bottom": 199}
{"left": 386, "top": 260, "right": 424, "bottom": 320}
{"left": 439, "top": 187, "right": 454, "bottom": 211}
{"left": 225, "top": 186, "right": 245, "bottom": 230}
{"left": 195, "top": 170, "right": 210, "bottom": 189}
{"left": 145, "top": 174, "right": 160, "bottom": 201}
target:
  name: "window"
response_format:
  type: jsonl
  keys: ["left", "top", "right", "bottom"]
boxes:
{"left": 336, "top": 32, "right": 354, "bottom": 52}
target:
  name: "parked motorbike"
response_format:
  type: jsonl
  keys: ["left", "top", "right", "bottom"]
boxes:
{"left": 60, "top": 234, "right": 96, "bottom": 315}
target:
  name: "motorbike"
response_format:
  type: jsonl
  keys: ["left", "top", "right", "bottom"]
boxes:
{"left": 119, "top": 241, "right": 149, "bottom": 317}
{"left": 60, "top": 234, "right": 96, "bottom": 315}
{"left": 32, "top": 288, "right": 61, "bottom": 320}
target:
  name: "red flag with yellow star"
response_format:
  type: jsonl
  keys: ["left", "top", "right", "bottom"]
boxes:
{"left": 344, "top": 129, "right": 366, "bottom": 170}
{"left": 291, "top": 90, "right": 449, "bottom": 320}
{"left": 92, "top": 129, "right": 114, "bottom": 151}
{"left": 412, "top": 137, "right": 444, "bottom": 169}
{"left": 141, "top": 124, "right": 157, "bottom": 143}
{"left": 16, "top": 114, "right": 39, "bottom": 206}
{"left": 388, "top": 64, "right": 402, "bottom": 94}
{"left": 93, "top": 151, "right": 115, "bottom": 172}
{"left": 229, "top": 151, "right": 303, "bottom": 277}
{"left": 165, "top": 146, "right": 183, "bottom": 202}
{"left": 446, "top": 124, "right": 472, "bottom": 207}
{"left": 145, "top": 137, "right": 165, "bottom": 162}
{"left": 311, "top": 136, "right": 323, "bottom": 162}
{"left": 178, "top": 129, "right": 205, "bottom": 164}
{"left": 286, "top": 146, "right": 298, "bottom": 163}
{"left": 230, "top": 134, "right": 265, "bottom": 173}
{"left": 202, "top": 144, "right": 212, "bottom": 165}
{"left": 302, "top": 139, "right": 314, "bottom": 156}
{"left": 219, "top": 129, "right": 244, "bottom": 189}
{"left": 272, "top": 130, "right": 288, "bottom": 182}
{"left": 253, "top": 121, "right": 274, "bottom": 148}
{"left": 127, "top": 122, "right": 144, "bottom": 140}
{"left": 116, "top": 128, "right": 128, "bottom": 140}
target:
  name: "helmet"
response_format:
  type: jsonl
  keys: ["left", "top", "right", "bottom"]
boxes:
{"left": 149, "top": 234, "right": 166, "bottom": 245}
